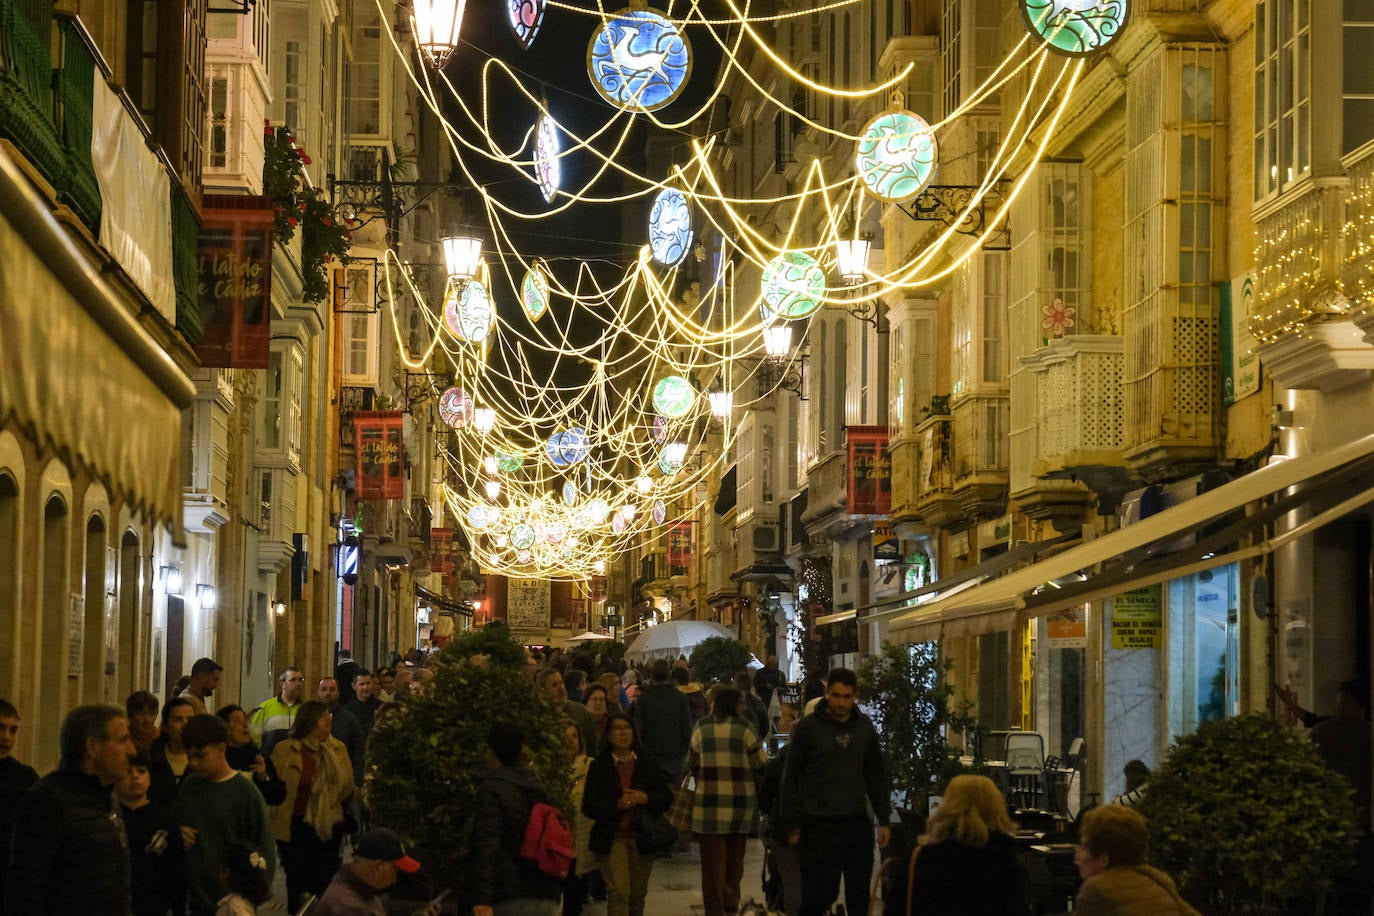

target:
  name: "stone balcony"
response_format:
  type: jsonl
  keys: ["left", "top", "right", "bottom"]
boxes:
{"left": 911, "top": 413, "right": 963, "bottom": 530}
{"left": 800, "top": 447, "right": 847, "bottom": 536}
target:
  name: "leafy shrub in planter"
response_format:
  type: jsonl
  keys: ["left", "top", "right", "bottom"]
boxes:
{"left": 1137, "top": 714, "right": 1357, "bottom": 914}
{"left": 689, "top": 636, "right": 753, "bottom": 685}
{"left": 365, "top": 622, "right": 570, "bottom": 903}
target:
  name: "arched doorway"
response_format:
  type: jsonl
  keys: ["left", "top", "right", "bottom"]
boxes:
{"left": 0, "top": 474, "right": 18, "bottom": 697}
{"left": 117, "top": 530, "right": 142, "bottom": 698}
{"left": 38, "top": 495, "right": 70, "bottom": 766}
{"left": 82, "top": 515, "right": 108, "bottom": 704}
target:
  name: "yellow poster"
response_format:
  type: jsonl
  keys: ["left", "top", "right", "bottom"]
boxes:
{"left": 1111, "top": 584, "right": 1162, "bottom": 649}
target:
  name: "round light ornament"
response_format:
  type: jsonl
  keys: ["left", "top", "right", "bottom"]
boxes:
{"left": 612, "top": 513, "right": 627, "bottom": 535}
{"left": 517, "top": 549, "right": 533, "bottom": 564}
{"left": 507, "top": 0, "right": 546, "bottom": 47}
{"left": 855, "top": 108, "right": 938, "bottom": 202}
{"left": 652, "top": 499, "right": 666, "bottom": 525}
{"left": 648, "top": 187, "right": 692, "bottom": 267}
{"left": 587, "top": 7, "right": 691, "bottom": 112}
{"left": 545, "top": 521, "right": 568, "bottom": 544}
{"left": 658, "top": 448, "right": 684, "bottom": 476}
{"left": 521, "top": 263, "right": 550, "bottom": 322}
{"left": 510, "top": 523, "right": 537, "bottom": 550}
{"left": 652, "top": 376, "right": 695, "bottom": 418}
{"left": 467, "top": 505, "right": 495, "bottom": 531}
{"left": 438, "top": 387, "right": 474, "bottom": 428}
{"left": 588, "top": 497, "right": 611, "bottom": 523}
{"left": 562, "top": 481, "right": 578, "bottom": 505}
{"left": 1022, "top": 0, "right": 1129, "bottom": 56}
{"left": 761, "top": 252, "right": 827, "bottom": 319}
{"left": 533, "top": 114, "right": 561, "bottom": 203}
{"left": 561, "top": 427, "right": 590, "bottom": 465}
{"left": 444, "top": 280, "right": 495, "bottom": 343}
{"left": 651, "top": 415, "right": 670, "bottom": 445}
{"left": 545, "top": 434, "right": 569, "bottom": 469}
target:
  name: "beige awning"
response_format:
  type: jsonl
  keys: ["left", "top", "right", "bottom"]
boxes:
{"left": 889, "top": 435, "right": 1374, "bottom": 642}
{"left": 0, "top": 147, "right": 194, "bottom": 538}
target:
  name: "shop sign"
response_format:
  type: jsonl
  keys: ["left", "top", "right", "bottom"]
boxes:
{"left": 847, "top": 426, "right": 892, "bottom": 515}
{"left": 873, "top": 522, "right": 899, "bottom": 560}
{"left": 509, "top": 578, "right": 551, "bottom": 630}
{"left": 1046, "top": 604, "right": 1087, "bottom": 648}
{"left": 667, "top": 521, "right": 693, "bottom": 567}
{"left": 196, "top": 195, "right": 274, "bottom": 368}
{"left": 1111, "top": 584, "right": 1162, "bottom": 649}
{"left": 1220, "top": 274, "right": 1260, "bottom": 404}
{"left": 354, "top": 411, "right": 405, "bottom": 500}
{"left": 431, "top": 528, "right": 455, "bottom": 575}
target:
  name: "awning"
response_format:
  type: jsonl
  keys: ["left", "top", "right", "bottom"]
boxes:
{"left": 0, "top": 147, "right": 194, "bottom": 539}
{"left": 890, "top": 435, "right": 1374, "bottom": 642}
{"left": 416, "top": 584, "right": 473, "bottom": 616}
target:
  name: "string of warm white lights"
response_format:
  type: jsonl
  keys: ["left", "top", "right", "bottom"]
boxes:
{"left": 363, "top": 0, "right": 1129, "bottom": 578}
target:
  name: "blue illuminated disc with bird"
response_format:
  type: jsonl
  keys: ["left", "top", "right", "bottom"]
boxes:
{"left": 508, "top": 0, "right": 546, "bottom": 48}
{"left": 522, "top": 263, "right": 550, "bottom": 322}
{"left": 438, "top": 387, "right": 474, "bottom": 428}
{"left": 560, "top": 427, "right": 590, "bottom": 464}
{"left": 855, "top": 110, "right": 938, "bottom": 203}
{"left": 546, "top": 434, "right": 570, "bottom": 468}
{"left": 652, "top": 376, "right": 695, "bottom": 417}
{"left": 511, "top": 523, "right": 537, "bottom": 550}
{"left": 444, "top": 281, "right": 495, "bottom": 342}
{"left": 649, "top": 187, "right": 693, "bottom": 267}
{"left": 652, "top": 499, "right": 667, "bottom": 524}
{"left": 1021, "top": 0, "right": 1129, "bottom": 56}
{"left": 534, "top": 114, "right": 561, "bottom": 203}
{"left": 587, "top": 8, "right": 692, "bottom": 112}
{"left": 761, "top": 252, "right": 827, "bottom": 319}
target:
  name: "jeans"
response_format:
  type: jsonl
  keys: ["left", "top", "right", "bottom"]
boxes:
{"left": 698, "top": 833, "right": 748, "bottom": 916}
{"left": 797, "top": 816, "right": 875, "bottom": 916}
{"left": 596, "top": 837, "right": 655, "bottom": 916}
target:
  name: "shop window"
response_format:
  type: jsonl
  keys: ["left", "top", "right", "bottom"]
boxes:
{"left": 1167, "top": 564, "right": 1239, "bottom": 738}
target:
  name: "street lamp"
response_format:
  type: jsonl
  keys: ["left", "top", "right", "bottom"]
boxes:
{"left": 442, "top": 232, "right": 483, "bottom": 280}
{"left": 161, "top": 564, "right": 183, "bottom": 597}
{"left": 636, "top": 475, "right": 653, "bottom": 494}
{"left": 763, "top": 325, "right": 793, "bottom": 358}
{"left": 485, "top": 479, "right": 501, "bottom": 499}
{"left": 413, "top": 0, "right": 469, "bottom": 68}
{"left": 664, "top": 441, "right": 689, "bottom": 467}
{"left": 472, "top": 407, "right": 496, "bottom": 434}
{"left": 708, "top": 388, "right": 733, "bottom": 418}
{"left": 835, "top": 236, "right": 872, "bottom": 285}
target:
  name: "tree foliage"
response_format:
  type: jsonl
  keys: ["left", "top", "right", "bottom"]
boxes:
{"left": 1137, "top": 714, "right": 1357, "bottom": 913}
{"left": 365, "top": 623, "right": 571, "bottom": 904}
{"left": 857, "top": 641, "right": 984, "bottom": 810}
{"left": 688, "top": 636, "right": 753, "bottom": 685}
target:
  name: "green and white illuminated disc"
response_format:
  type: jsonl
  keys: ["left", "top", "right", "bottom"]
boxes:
{"left": 1021, "top": 0, "right": 1128, "bottom": 57}
{"left": 652, "top": 375, "right": 695, "bottom": 417}
{"left": 522, "top": 263, "right": 550, "bottom": 322}
{"left": 855, "top": 110, "right": 937, "bottom": 203}
{"left": 760, "top": 252, "right": 827, "bottom": 319}
{"left": 510, "top": 522, "right": 537, "bottom": 550}
{"left": 496, "top": 452, "right": 526, "bottom": 473}
{"left": 444, "top": 281, "right": 495, "bottom": 343}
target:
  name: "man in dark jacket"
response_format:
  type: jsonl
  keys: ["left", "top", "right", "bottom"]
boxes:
{"left": 0, "top": 699, "right": 38, "bottom": 909}
{"left": 472, "top": 722, "right": 563, "bottom": 916}
{"left": 780, "top": 668, "right": 891, "bottom": 916}
{"left": 4, "top": 704, "right": 136, "bottom": 915}
{"left": 634, "top": 658, "right": 693, "bottom": 784}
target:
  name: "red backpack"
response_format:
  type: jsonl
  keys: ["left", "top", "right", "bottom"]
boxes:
{"left": 519, "top": 801, "right": 575, "bottom": 879}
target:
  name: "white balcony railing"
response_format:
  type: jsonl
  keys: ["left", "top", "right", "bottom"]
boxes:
{"left": 1021, "top": 336, "right": 1125, "bottom": 476}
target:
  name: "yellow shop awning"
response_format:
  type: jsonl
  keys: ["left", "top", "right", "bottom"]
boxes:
{"left": 0, "top": 148, "right": 194, "bottom": 539}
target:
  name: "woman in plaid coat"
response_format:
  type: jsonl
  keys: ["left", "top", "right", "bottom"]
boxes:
{"left": 688, "top": 686, "right": 769, "bottom": 916}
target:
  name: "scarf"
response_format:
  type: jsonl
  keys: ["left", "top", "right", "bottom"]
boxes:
{"left": 300, "top": 736, "right": 348, "bottom": 841}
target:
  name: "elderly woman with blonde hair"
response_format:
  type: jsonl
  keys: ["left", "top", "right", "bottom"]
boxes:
{"left": 900, "top": 774, "right": 1025, "bottom": 915}
{"left": 1073, "top": 805, "right": 1200, "bottom": 915}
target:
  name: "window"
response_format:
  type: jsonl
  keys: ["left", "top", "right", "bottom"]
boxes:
{"left": 208, "top": 75, "right": 228, "bottom": 169}
{"left": 348, "top": 13, "right": 384, "bottom": 136}
{"left": 1254, "top": 0, "right": 1310, "bottom": 199}
{"left": 319, "top": 22, "right": 336, "bottom": 175}
{"left": 982, "top": 252, "right": 1008, "bottom": 382}
{"left": 1344, "top": 2, "right": 1374, "bottom": 153}
{"left": 1167, "top": 565, "right": 1239, "bottom": 737}
{"left": 951, "top": 261, "right": 972, "bottom": 398}
{"left": 263, "top": 349, "right": 283, "bottom": 450}
{"left": 283, "top": 40, "right": 303, "bottom": 138}
{"left": 941, "top": 0, "right": 961, "bottom": 116}
{"left": 341, "top": 312, "right": 378, "bottom": 386}
{"left": 973, "top": 0, "right": 1002, "bottom": 103}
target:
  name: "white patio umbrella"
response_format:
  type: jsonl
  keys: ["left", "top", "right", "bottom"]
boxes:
{"left": 623, "top": 620, "right": 738, "bottom": 662}
{"left": 565, "top": 630, "right": 613, "bottom": 643}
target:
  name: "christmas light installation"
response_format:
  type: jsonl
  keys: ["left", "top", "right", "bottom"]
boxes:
{"left": 652, "top": 375, "right": 695, "bottom": 417}
{"left": 648, "top": 187, "right": 693, "bottom": 266}
{"left": 521, "top": 262, "right": 550, "bottom": 321}
{"left": 438, "top": 387, "right": 474, "bottom": 427}
{"left": 652, "top": 499, "right": 666, "bottom": 524}
{"left": 760, "top": 252, "right": 827, "bottom": 319}
{"left": 1022, "top": 0, "right": 1129, "bottom": 57}
{"left": 587, "top": 7, "right": 692, "bottom": 111}
{"left": 533, "top": 114, "right": 561, "bottom": 202}
{"left": 507, "top": 0, "right": 545, "bottom": 48}
{"left": 444, "top": 280, "right": 496, "bottom": 342}
{"left": 855, "top": 104, "right": 938, "bottom": 202}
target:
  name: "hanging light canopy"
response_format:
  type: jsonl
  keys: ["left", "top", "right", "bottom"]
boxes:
{"left": 763, "top": 325, "right": 794, "bottom": 359}
{"left": 708, "top": 389, "right": 733, "bottom": 418}
{"left": 413, "top": 0, "right": 469, "bottom": 67}
{"left": 442, "top": 232, "right": 483, "bottom": 280}
{"left": 835, "top": 237, "right": 872, "bottom": 285}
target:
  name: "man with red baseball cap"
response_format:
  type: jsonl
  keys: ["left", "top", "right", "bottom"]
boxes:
{"left": 315, "top": 828, "right": 437, "bottom": 916}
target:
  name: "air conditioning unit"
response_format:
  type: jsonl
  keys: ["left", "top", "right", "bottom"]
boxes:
{"left": 752, "top": 523, "right": 779, "bottom": 551}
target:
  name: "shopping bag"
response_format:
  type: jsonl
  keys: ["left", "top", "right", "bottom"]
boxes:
{"left": 665, "top": 776, "right": 695, "bottom": 838}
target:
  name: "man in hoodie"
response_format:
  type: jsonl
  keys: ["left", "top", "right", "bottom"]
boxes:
{"left": 779, "top": 668, "right": 890, "bottom": 916}
{"left": 472, "top": 722, "right": 563, "bottom": 916}
{"left": 634, "top": 658, "right": 693, "bottom": 784}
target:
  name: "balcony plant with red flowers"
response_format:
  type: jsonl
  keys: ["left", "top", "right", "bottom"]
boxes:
{"left": 262, "top": 123, "right": 351, "bottom": 302}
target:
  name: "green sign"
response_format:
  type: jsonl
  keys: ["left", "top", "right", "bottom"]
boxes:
{"left": 1220, "top": 275, "right": 1260, "bottom": 405}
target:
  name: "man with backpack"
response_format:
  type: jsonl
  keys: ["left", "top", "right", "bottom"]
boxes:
{"left": 473, "top": 722, "right": 568, "bottom": 916}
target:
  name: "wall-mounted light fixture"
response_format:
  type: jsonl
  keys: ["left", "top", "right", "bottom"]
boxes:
{"left": 196, "top": 584, "right": 217, "bottom": 611}
{"left": 274, "top": 600, "right": 287, "bottom": 618}
{"left": 162, "top": 565, "right": 183, "bottom": 597}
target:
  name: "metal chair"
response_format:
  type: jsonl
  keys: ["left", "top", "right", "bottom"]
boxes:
{"left": 1004, "top": 731, "right": 1047, "bottom": 810}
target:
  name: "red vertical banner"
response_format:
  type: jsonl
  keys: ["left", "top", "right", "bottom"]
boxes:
{"left": 667, "top": 521, "right": 693, "bottom": 567}
{"left": 195, "top": 195, "right": 274, "bottom": 368}
{"left": 355, "top": 411, "right": 405, "bottom": 499}
{"left": 430, "top": 528, "right": 455, "bottom": 575}
{"left": 847, "top": 426, "right": 892, "bottom": 515}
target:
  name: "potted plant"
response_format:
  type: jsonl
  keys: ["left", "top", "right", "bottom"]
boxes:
{"left": 365, "top": 622, "right": 571, "bottom": 905}
{"left": 1136, "top": 714, "right": 1357, "bottom": 914}
{"left": 688, "top": 635, "right": 754, "bottom": 685}
{"left": 857, "top": 640, "right": 984, "bottom": 838}
{"left": 261, "top": 124, "right": 351, "bottom": 303}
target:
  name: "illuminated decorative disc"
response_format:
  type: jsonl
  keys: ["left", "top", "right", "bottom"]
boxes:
{"left": 545, "top": 522, "right": 567, "bottom": 544}
{"left": 648, "top": 187, "right": 693, "bottom": 267}
{"left": 855, "top": 110, "right": 938, "bottom": 203}
{"left": 496, "top": 452, "right": 525, "bottom": 473}
{"left": 438, "top": 387, "right": 474, "bottom": 428}
{"left": 521, "top": 263, "right": 550, "bottom": 321}
{"left": 651, "top": 415, "right": 670, "bottom": 444}
{"left": 612, "top": 513, "right": 627, "bottom": 535}
{"left": 652, "top": 499, "right": 666, "bottom": 525}
{"left": 507, "top": 0, "right": 546, "bottom": 48}
{"left": 1021, "top": 0, "right": 1129, "bottom": 56}
{"left": 517, "top": 549, "right": 533, "bottom": 564}
{"left": 511, "top": 523, "right": 537, "bottom": 550}
{"left": 761, "top": 252, "right": 827, "bottom": 319}
{"left": 658, "top": 451, "right": 683, "bottom": 476}
{"left": 467, "top": 505, "right": 495, "bottom": 530}
{"left": 563, "top": 481, "right": 578, "bottom": 504}
{"left": 587, "top": 8, "right": 692, "bottom": 112}
{"left": 652, "top": 376, "right": 695, "bottom": 417}
{"left": 759, "top": 301, "right": 778, "bottom": 326}
{"left": 588, "top": 497, "right": 610, "bottom": 522}
{"left": 546, "top": 434, "right": 571, "bottom": 468}
{"left": 534, "top": 115, "right": 561, "bottom": 203}
{"left": 445, "top": 281, "right": 495, "bottom": 342}
{"left": 560, "top": 427, "right": 590, "bottom": 464}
